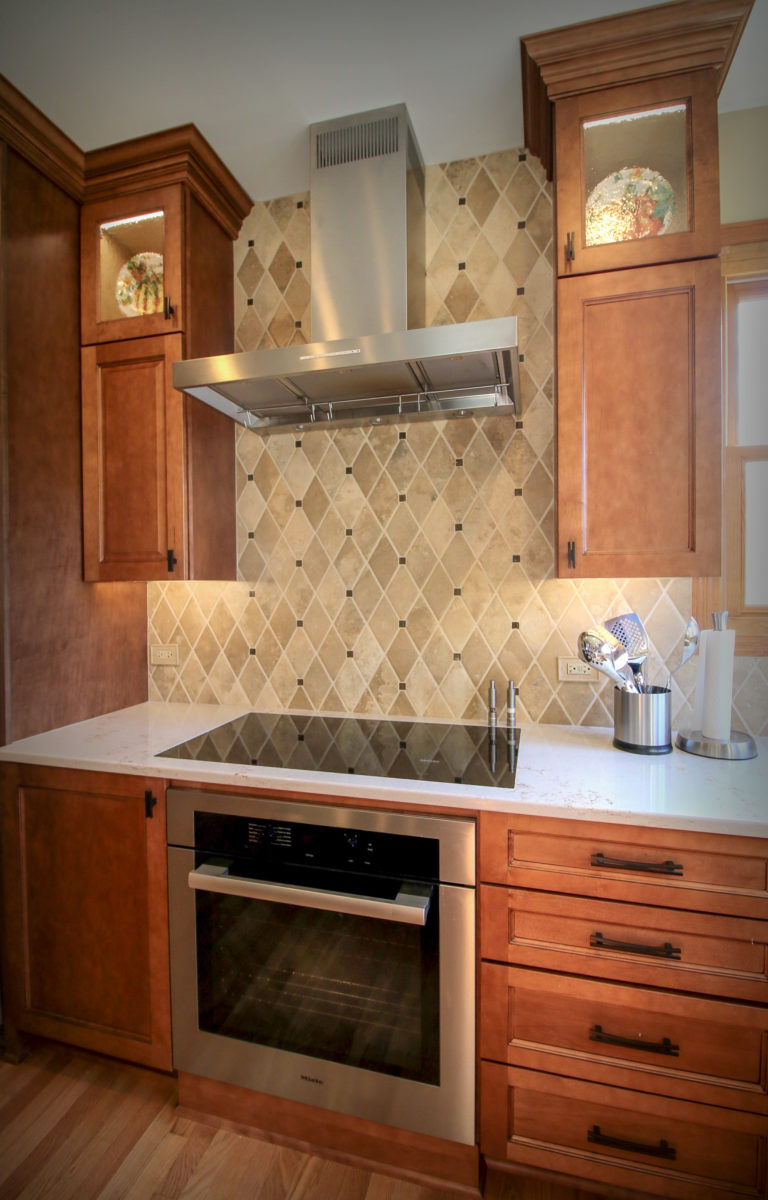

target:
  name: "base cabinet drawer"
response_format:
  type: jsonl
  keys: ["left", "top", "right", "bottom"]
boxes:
{"left": 481, "top": 962, "right": 768, "bottom": 1113}
{"left": 480, "top": 1061, "right": 768, "bottom": 1200}
{"left": 480, "top": 883, "right": 768, "bottom": 1002}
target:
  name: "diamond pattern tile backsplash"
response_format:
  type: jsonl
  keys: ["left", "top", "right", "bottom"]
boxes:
{"left": 149, "top": 149, "right": 767, "bottom": 735}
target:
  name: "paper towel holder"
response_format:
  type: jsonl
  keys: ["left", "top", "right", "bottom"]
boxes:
{"left": 676, "top": 611, "right": 757, "bottom": 759}
{"left": 675, "top": 727, "right": 757, "bottom": 759}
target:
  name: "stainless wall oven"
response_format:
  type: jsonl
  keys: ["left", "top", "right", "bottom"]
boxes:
{"left": 166, "top": 788, "right": 476, "bottom": 1144}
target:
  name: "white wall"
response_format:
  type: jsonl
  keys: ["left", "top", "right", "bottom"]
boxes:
{"left": 719, "top": 105, "right": 768, "bottom": 223}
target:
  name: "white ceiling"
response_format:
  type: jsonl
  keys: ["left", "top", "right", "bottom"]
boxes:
{"left": 2, "top": 0, "right": 766, "bottom": 202}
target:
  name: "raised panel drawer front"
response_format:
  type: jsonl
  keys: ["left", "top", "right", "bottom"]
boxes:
{"left": 478, "top": 813, "right": 768, "bottom": 919}
{"left": 480, "top": 885, "right": 768, "bottom": 1003}
{"left": 481, "top": 962, "right": 768, "bottom": 1113}
{"left": 480, "top": 1062, "right": 768, "bottom": 1200}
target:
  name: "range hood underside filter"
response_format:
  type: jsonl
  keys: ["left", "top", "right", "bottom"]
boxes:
{"left": 174, "top": 317, "right": 521, "bottom": 434}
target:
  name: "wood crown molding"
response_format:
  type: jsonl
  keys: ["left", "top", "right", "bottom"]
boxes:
{"left": 721, "top": 218, "right": 768, "bottom": 245}
{"left": 83, "top": 125, "right": 252, "bottom": 240}
{"left": 0, "top": 74, "right": 84, "bottom": 201}
{"left": 521, "top": 0, "right": 754, "bottom": 178}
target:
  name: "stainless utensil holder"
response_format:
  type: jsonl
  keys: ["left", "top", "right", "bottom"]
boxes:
{"left": 613, "top": 686, "right": 672, "bottom": 755}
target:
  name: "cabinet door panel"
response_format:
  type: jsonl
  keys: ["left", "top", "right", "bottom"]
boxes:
{"left": 82, "top": 334, "right": 185, "bottom": 580}
{"left": 556, "top": 258, "right": 721, "bottom": 577}
{"left": 554, "top": 73, "right": 720, "bottom": 277}
{"left": 0, "top": 766, "right": 171, "bottom": 1071}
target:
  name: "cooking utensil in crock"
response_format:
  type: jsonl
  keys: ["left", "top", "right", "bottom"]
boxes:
{"left": 578, "top": 627, "right": 638, "bottom": 692}
{"left": 603, "top": 612, "right": 649, "bottom": 692}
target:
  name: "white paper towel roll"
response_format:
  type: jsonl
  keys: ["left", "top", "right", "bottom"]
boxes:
{"left": 700, "top": 628, "right": 736, "bottom": 740}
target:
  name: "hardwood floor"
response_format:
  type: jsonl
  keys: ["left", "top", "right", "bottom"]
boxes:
{"left": 0, "top": 1039, "right": 605, "bottom": 1200}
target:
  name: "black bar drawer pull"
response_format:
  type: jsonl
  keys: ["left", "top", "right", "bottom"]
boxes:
{"left": 588, "top": 1125, "right": 676, "bottom": 1160}
{"left": 591, "top": 851, "right": 683, "bottom": 876}
{"left": 590, "top": 1024, "right": 679, "bottom": 1056}
{"left": 590, "top": 931, "right": 682, "bottom": 959}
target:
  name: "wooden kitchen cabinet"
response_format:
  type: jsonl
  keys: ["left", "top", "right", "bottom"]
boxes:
{"left": 79, "top": 133, "right": 252, "bottom": 581}
{"left": 0, "top": 765, "right": 172, "bottom": 1071}
{"left": 553, "top": 72, "right": 720, "bottom": 278}
{"left": 520, "top": 3, "right": 752, "bottom": 579}
{"left": 477, "top": 810, "right": 768, "bottom": 1199}
{"left": 555, "top": 256, "right": 722, "bottom": 578}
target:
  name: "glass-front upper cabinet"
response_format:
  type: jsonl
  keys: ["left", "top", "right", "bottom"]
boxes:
{"left": 81, "top": 185, "right": 183, "bottom": 343}
{"left": 554, "top": 72, "right": 720, "bottom": 276}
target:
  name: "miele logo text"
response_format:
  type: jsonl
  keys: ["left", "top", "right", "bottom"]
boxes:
{"left": 300, "top": 1073, "right": 324, "bottom": 1085}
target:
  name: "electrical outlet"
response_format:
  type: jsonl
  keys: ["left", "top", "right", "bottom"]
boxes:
{"left": 150, "top": 643, "right": 180, "bottom": 666}
{"left": 558, "top": 656, "right": 597, "bottom": 682}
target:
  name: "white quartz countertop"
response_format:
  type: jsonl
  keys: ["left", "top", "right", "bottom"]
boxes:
{"left": 0, "top": 702, "right": 766, "bottom": 837}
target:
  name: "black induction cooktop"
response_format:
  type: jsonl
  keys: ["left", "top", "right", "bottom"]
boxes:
{"left": 157, "top": 711, "right": 520, "bottom": 788}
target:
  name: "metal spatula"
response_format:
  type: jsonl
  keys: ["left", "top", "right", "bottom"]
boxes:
{"left": 603, "top": 613, "right": 649, "bottom": 693}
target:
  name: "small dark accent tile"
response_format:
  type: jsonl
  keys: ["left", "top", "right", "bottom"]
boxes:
{"left": 512, "top": 554, "right": 521, "bottom": 563}
{"left": 518, "top": 152, "right": 527, "bottom": 161}
{"left": 519, "top": 353, "right": 525, "bottom": 362}
{"left": 297, "top": 677, "right": 304, "bottom": 686}
{"left": 295, "top": 499, "right": 302, "bottom": 508}
{"left": 347, "top": 767, "right": 355, "bottom": 773}
{"left": 295, "top": 559, "right": 302, "bottom": 567}
{"left": 458, "top": 262, "right": 466, "bottom": 270}
{"left": 251, "top": 758, "right": 258, "bottom": 765}
{"left": 298, "top": 733, "right": 304, "bottom": 741}
{"left": 454, "top": 588, "right": 462, "bottom": 596}
{"left": 247, "top": 473, "right": 254, "bottom": 480}
{"left": 248, "top": 531, "right": 255, "bottom": 539}
{"left": 399, "top": 557, "right": 406, "bottom": 565}
{"left": 248, "top": 590, "right": 255, "bottom": 597}
{"left": 296, "top": 619, "right": 303, "bottom": 627}
{"left": 511, "top": 621, "right": 520, "bottom": 630}
{"left": 346, "top": 466, "right": 353, "bottom": 474}
{"left": 399, "top": 620, "right": 406, "bottom": 628}
{"left": 249, "top": 647, "right": 256, "bottom": 655}
{"left": 295, "top": 440, "right": 302, "bottom": 448}
{"left": 248, "top": 239, "right": 254, "bottom": 247}
{"left": 517, "top": 221, "right": 526, "bottom": 229}
{"left": 517, "top": 287, "right": 525, "bottom": 296}
{"left": 346, "top": 528, "right": 353, "bottom": 536}
{"left": 455, "top": 458, "right": 463, "bottom": 467}
{"left": 453, "top": 652, "right": 461, "bottom": 661}
{"left": 514, "top": 487, "right": 523, "bottom": 496}
{"left": 399, "top": 740, "right": 407, "bottom": 749}
{"left": 455, "top": 523, "right": 463, "bottom": 532}
{"left": 294, "top": 320, "right": 301, "bottom": 328}
{"left": 346, "top": 650, "right": 354, "bottom": 658}
{"left": 296, "top": 200, "right": 304, "bottom": 208}
{"left": 399, "top": 431, "right": 407, "bottom": 440}
{"left": 515, "top": 421, "right": 524, "bottom": 430}
{"left": 458, "top": 197, "right": 466, "bottom": 205}
{"left": 346, "top": 589, "right": 353, "bottom": 597}
{"left": 247, "top": 298, "right": 254, "bottom": 306}
{"left": 296, "top": 260, "right": 302, "bottom": 268}
{"left": 399, "top": 494, "right": 406, "bottom": 503}
{"left": 454, "top": 776, "right": 462, "bottom": 784}
{"left": 398, "top": 682, "right": 406, "bottom": 691}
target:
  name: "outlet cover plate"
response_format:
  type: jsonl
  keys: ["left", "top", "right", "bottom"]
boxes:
{"left": 150, "top": 643, "right": 180, "bottom": 666}
{"left": 558, "top": 656, "right": 597, "bottom": 682}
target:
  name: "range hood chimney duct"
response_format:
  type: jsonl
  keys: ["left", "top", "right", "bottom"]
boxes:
{"left": 173, "top": 104, "right": 520, "bottom": 433}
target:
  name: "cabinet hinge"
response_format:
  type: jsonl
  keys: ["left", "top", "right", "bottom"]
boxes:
{"left": 144, "top": 790, "right": 157, "bottom": 819}
{"left": 167, "top": 548, "right": 178, "bottom": 572}
{"left": 567, "top": 540, "right": 576, "bottom": 569}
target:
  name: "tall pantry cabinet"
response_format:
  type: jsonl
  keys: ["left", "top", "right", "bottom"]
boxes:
{"left": 521, "top": 0, "right": 754, "bottom": 579}
{"left": 79, "top": 130, "right": 251, "bottom": 581}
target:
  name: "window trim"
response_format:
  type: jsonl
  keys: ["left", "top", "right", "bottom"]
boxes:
{"left": 693, "top": 221, "right": 768, "bottom": 656}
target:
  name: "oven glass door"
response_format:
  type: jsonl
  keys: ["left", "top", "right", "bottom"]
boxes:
{"left": 191, "top": 855, "right": 439, "bottom": 1085}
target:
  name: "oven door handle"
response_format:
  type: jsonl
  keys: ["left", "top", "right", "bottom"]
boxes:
{"left": 188, "top": 863, "right": 433, "bottom": 925}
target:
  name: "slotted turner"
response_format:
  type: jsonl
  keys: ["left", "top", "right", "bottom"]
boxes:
{"left": 603, "top": 612, "right": 649, "bottom": 693}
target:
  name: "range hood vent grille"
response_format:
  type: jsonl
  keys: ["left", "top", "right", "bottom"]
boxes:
{"left": 316, "top": 114, "right": 399, "bottom": 169}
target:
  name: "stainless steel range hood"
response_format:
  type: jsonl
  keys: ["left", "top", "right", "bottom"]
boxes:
{"left": 173, "top": 105, "right": 520, "bottom": 433}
